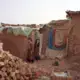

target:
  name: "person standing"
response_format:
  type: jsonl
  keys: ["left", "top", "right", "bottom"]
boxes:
{"left": 34, "top": 30, "right": 40, "bottom": 60}
{"left": 27, "top": 37, "right": 34, "bottom": 63}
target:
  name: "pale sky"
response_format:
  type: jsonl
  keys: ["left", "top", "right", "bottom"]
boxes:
{"left": 0, "top": 0, "right": 80, "bottom": 24}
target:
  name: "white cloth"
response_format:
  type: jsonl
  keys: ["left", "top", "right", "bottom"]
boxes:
{"left": 39, "top": 34, "right": 43, "bottom": 55}
{"left": 55, "top": 30, "right": 64, "bottom": 46}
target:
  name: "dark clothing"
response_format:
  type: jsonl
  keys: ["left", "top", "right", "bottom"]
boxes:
{"left": 34, "top": 39, "right": 40, "bottom": 60}
{"left": 27, "top": 39, "right": 34, "bottom": 63}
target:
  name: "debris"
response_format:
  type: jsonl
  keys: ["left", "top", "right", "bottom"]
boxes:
{"left": 0, "top": 50, "right": 53, "bottom": 80}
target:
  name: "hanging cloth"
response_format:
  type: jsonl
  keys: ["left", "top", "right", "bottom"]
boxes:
{"left": 48, "top": 29, "right": 53, "bottom": 49}
{"left": 53, "top": 29, "right": 66, "bottom": 50}
{"left": 39, "top": 34, "right": 43, "bottom": 55}
{"left": 54, "top": 29, "right": 64, "bottom": 47}
{"left": 48, "top": 28, "right": 66, "bottom": 50}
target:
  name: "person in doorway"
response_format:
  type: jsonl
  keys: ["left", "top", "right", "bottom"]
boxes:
{"left": 27, "top": 37, "right": 34, "bottom": 63}
{"left": 34, "top": 39, "right": 40, "bottom": 61}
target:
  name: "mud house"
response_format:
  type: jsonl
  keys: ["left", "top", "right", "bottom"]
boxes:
{"left": 66, "top": 11, "right": 80, "bottom": 56}
{"left": 0, "top": 24, "right": 41, "bottom": 61}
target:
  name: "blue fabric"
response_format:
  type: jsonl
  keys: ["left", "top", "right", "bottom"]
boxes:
{"left": 48, "top": 29, "right": 53, "bottom": 49}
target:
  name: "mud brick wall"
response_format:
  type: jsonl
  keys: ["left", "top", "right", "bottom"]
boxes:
{"left": 0, "top": 33, "right": 29, "bottom": 61}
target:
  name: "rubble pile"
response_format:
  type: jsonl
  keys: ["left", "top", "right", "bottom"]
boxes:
{"left": 0, "top": 50, "right": 52, "bottom": 80}
{"left": 0, "top": 51, "right": 31, "bottom": 80}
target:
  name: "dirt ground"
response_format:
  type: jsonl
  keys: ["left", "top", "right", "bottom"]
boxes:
{"left": 31, "top": 48, "right": 80, "bottom": 80}
{"left": 32, "top": 48, "right": 68, "bottom": 71}
{"left": 32, "top": 58, "right": 69, "bottom": 72}
{"left": 31, "top": 57, "right": 80, "bottom": 80}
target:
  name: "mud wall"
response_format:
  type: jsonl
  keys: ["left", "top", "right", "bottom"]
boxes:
{"left": 0, "top": 33, "right": 28, "bottom": 61}
{"left": 68, "top": 15, "right": 80, "bottom": 55}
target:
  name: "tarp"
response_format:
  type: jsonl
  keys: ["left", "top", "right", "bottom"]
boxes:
{"left": 7, "top": 27, "right": 33, "bottom": 37}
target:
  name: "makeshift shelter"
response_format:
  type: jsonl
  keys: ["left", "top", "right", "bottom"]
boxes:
{"left": 0, "top": 26, "right": 37, "bottom": 61}
{"left": 66, "top": 11, "right": 80, "bottom": 56}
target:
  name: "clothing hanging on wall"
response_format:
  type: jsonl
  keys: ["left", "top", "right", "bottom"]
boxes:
{"left": 48, "top": 28, "right": 66, "bottom": 50}
{"left": 54, "top": 29, "right": 64, "bottom": 47}
{"left": 48, "top": 29, "right": 53, "bottom": 49}
{"left": 39, "top": 34, "right": 43, "bottom": 55}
